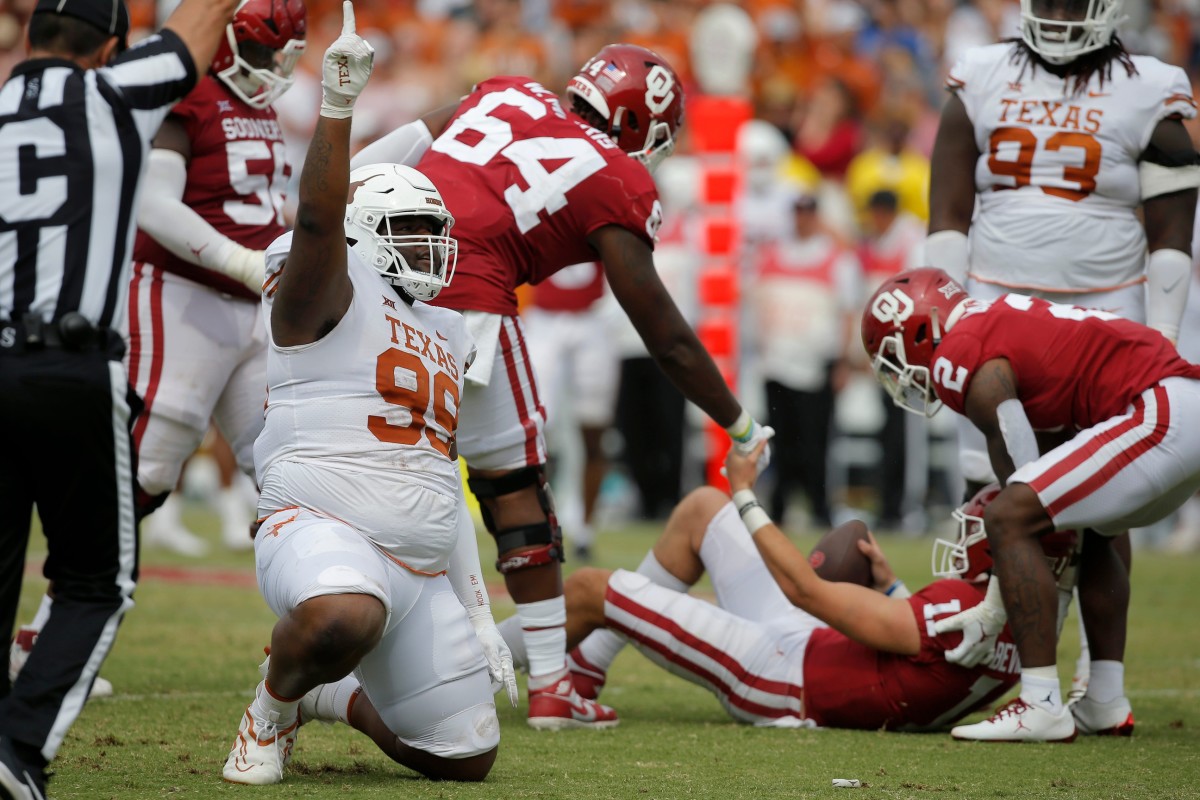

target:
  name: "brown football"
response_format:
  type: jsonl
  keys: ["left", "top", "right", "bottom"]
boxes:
{"left": 808, "top": 520, "right": 874, "bottom": 587}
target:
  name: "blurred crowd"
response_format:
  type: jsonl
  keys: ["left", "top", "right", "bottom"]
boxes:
{"left": 2, "top": 0, "right": 1199, "bottom": 542}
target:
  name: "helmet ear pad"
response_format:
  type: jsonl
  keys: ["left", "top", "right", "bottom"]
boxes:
{"left": 345, "top": 164, "right": 458, "bottom": 302}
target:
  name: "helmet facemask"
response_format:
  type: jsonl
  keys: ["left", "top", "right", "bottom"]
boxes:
{"left": 1019, "top": 0, "right": 1126, "bottom": 65}
{"left": 349, "top": 211, "right": 457, "bottom": 302}
{"left": 215, "top": 27, "right": 305, "bottom": 109}
{"left": 872, "top": 334, "right": 941, "bottom": 417}
{"left": 344, "top": 164, "right": 459, "bottom": 303}
{"left": 932, "top": 505, "right": 990, "bottom": 582}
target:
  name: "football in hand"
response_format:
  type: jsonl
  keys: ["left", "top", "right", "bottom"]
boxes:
{"left": 808, "top": 520, "right": 873, "bottom": 587}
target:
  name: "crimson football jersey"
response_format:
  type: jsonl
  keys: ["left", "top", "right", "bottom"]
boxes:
{"left": 417, "top": 77, "right": 662, "bottom": 315}
{"left": 802, "top": 579, "right": 1019, "bottom": 731}
{"left": 133, "top": 76, "right": 290, "bottom": 300}
{"left": 530, "top": 261, "right": 605, "bottom": 312}
{"left": 932, "top": 295, "right": 1200, "bottom": 429}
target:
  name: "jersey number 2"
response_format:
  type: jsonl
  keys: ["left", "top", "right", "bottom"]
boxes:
{"left": 988, "top": 127, "right": 1101, "bottom": 202}
{"left": 368, "top": 348, "right": 459, "bottom": 459}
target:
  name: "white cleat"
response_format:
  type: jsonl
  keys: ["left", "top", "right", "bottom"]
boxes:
{"left": 222, "top": 705, "right": 298, "bottom": 785}
{"left": 951, "top": 698, "right": 1077, "bottom": 743}
{"left": 143, "top": 518, "right": 210, "bottom": 557}
{"left": 9, "top": 626, "right": 113, "bottom": 699}
{"left": 1070, "top": 694, "right": 1134, "bottom": 736}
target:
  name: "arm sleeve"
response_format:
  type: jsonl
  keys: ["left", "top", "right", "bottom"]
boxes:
{"left": 350, "top": 119, "right": 434, "bottom": 170}
{"left": 445, "top": 490, "right": 492, "bottom": 618}
{"left": 137, "top": 148, "right": 262, "bottom": 283}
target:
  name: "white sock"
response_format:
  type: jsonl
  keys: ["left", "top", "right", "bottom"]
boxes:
{"left": 1020, "top": 666, "right": 1063, "bottom": 713}
{"left": 576, "top": 550, "right": 691, "bottom": 673}
{"left": 1085, "top": 660, "right": 1125, "bottom": 704}
{"left": 518, "top": 597, "right": 567, "bottom": 681}
{"left": 251, "top": 680, "right": 300, "bottom": 728}
{"left": 1075, "top": 591, "right": 1090, "bottom": 678}
{"left": 322, "top": 675, "right": 362, "bottom": 725}
{"left": 155, "top": 493, "right": 185, "bottom": 527}
{"left": 29, "top": 593, "right": 53, "bottom": 631}
{"left": 497, "top": 615, "right": 527, "bottom": 670}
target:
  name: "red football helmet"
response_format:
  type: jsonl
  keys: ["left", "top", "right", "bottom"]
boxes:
{"left": 212, "top": 0, "right": 307, "bottom": 110}
{"left": 861, "top": 267, "right": 971, "bottom": 417}
{"left": 934, "top": 483, "right": 1081, "bottom": 583}
{"left": 566, "top": 44, "right": 685, "bottom": 171}
{"left": 933, "top": 484, "right": 1002, "bottom": 583}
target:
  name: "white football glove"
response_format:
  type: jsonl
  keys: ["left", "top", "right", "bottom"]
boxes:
{"left": 933, "top": 574, "right": 1007, "bottom": 668}
{"left": 468, "top": 608, "right": 519, "bottom": 707}
{"left": 730, "top": 416, "right": 775, "bottom": 476}
{"left": 320, "top": 1, "right": 374, "bottom": 119}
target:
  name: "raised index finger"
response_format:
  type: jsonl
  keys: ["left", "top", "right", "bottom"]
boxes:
{"left": 341, "top": 0, "right": 356, "bottom": 35}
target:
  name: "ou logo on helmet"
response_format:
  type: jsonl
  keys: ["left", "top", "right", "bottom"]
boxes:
{"left": 644, "top": 65, "right": 676, "bottom": 114}
{"left": 871, "top": 288, "right": 914, "bottom": 324}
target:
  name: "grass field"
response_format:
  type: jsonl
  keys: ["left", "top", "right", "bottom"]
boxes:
{"left": 15, "top": 504, "right": 1200, "bottom": 800}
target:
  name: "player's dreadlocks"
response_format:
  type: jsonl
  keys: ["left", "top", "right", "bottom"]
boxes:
{"left": 1007, "top": 36, "right": 1138, "bottom": 96}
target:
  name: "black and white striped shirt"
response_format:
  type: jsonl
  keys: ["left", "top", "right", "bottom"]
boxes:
{"left": 0, "top": 29, "right": 196, "bottom": 333}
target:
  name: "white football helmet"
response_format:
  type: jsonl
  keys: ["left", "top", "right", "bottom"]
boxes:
{"left": 1020, "top": 0, "right": 1126, "bottom": 65}
{"left": 345, "top": 164, "right": 457, "bottom": 301}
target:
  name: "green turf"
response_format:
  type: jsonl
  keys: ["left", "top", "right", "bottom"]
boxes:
{"left": 15, "top": 506, "right": 1200, "bottom": 799}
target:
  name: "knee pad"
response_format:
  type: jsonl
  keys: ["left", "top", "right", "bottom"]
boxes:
{"left": 468, "top": 467, "right": 564, "bottom": 574}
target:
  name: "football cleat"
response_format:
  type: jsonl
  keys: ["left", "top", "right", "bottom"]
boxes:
{"left": 222, "top": 704, "right": 299, "bottom": 785}
{"left": 951, "top": 698, "right": 1077, "bottom": 743}
{"left": 566, "top": 647, "right": 607, "bottom": 702}
{"left": 527, "top": 671, "right": 619, "bottom": 731}
{"left": 142, "top": 510, "right": 210, "bottom": 557}
{"left": 1070, "top": 694, "right": 1134, "bottom": 736}
{"left": 9, "top": 626, "right": 113, "bottom": 699}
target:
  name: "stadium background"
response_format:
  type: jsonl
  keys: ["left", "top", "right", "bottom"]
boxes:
{"left": 1, "top": 4, "right": 1199, "bottom": 796}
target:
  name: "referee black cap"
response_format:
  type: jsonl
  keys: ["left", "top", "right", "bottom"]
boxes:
{"left": 33, "top": 0, "right": 131, "bottom": 49}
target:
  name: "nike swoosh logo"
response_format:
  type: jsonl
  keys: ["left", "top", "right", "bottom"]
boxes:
{"left": 1088, "top": 90, "right": 1109, "bottom": 98}
{"left": 436, "top": 331, "right": 449, "bottom": 341}
{"left": 1163, "top": 276, "right": 1185, "bottom": 293}
{"left": 570, "top": 701, "right": 598, "bottom": 722}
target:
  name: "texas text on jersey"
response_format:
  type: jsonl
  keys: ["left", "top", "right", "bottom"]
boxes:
{"left": 255, "top": 232, "right": 475, "bottom": 574}
{"left": 947, "top": 43, "right": 1196, "bottom": 293}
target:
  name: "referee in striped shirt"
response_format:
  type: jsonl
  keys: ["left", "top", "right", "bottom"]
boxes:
{"left": 0, "top": 1, "right": 237, "bottom": 797}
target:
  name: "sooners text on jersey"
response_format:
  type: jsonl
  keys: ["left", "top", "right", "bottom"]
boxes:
{"left": 802, "top": 579, "right": 1019, "bottom": 731}
{"left": 948, "top": 43, "right": 1196, "bottom": 292}
{"left": 932, "top": 295, "right": 1200, "bottom": 429}
{"left": 133, "top": 75, "right": 289, "bottom": 300}
{"left": 417, "top": 77, "right": 662, "bottom": 315}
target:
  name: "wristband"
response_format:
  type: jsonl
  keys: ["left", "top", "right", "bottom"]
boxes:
{"left": 733, "top": 490, "right": 772, "bottom": 534}
{"left": 732, "top": 489, "right": 758, "bottom": 513}
{"left": 885, "top": 579, "right": 910, "bottom": 599}
{"left": 725, "top": 409, "right": 753, "bottom": 442}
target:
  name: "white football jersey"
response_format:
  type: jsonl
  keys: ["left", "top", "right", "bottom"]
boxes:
{"left": 255, "top": 232, "right": 475, "bottom": 570}
{"left": 949, "top": 43, "right": 1196, "bottom": 293}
